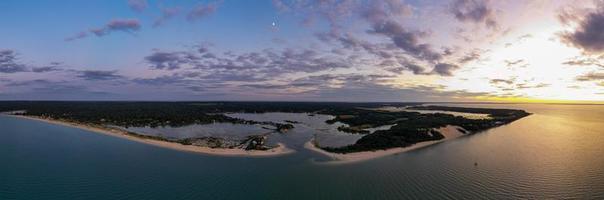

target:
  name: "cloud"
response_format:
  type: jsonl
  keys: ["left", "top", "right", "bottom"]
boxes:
{"left": 128, "top": 0, "right": 148, "bottom": 12}
{"left": 93, "top": 19, "right": 141, "bottom": 36}
{"left": 67, "top": 19, "right": 141, "bottom": 41}
{"left": 154, "top": 7, "right": 181, "bottom": 27}
{"left": 518, "top": 34, "right": 532, "bottom": 40}
{"left": 132, "top": 72, "right": 231, "bottom": 94}
{"left": 450, "top": 0, "right": 497, "bottom": 29}
{"left": 379, "top": 58, "right": 429, "bottom": 75}
{"left": 514, "top": 83, "right": 550, "bottom": 89}
{"left": 362, "top": 0, "right": 413, "bottom": 24}
{"left": 234, "top": 73, "right": 397, "bottom": 97}
{"left": 187, "top": 2, "right": 218, "bottom": 21}
{"left": 370, "top": 20, "right": 443, "bottom": 62}
{"left": 576, "top": 72, "right": 604, "bottom": 81}
{"left": 0, "top": 49, "right": 28, "bottom": 73}
{"left": 504, "top": 59, "right": 525, "bottom": 67}
{"left": 32, "top": 62, "right": 64, "bottom": 73}
{"left": 65, "top": 32, "right": 89, "bottom": 41}
{"left": 6, "top": 79, "right": 53, "bottom": 87}
{"left": 290, "top": 76, "right": 490, "bottom": 102}
{"left": 198, "top": 71, "right": 268, "bottom": 82}
{"left": 431, "top": 63, "right": 460, "bottom": 76}
{"left": 559, "top": 4, "right": 604, "bottom": 54}
{"left": 270, "top": 0, "right": 468, "bottom": 77}
{"left": 241, "top": 84, "right": 289, "bottom": 90}
{"left": 145, "top": 51, "right": 191, "bottom": 70}
{"left": 32, "top": 66, "right": 59, "bottom": 73}
{"left": 77, "top": 70, "right": 124, "bottom": 81}
{"left": 490, "top": 78, "right": 514, "bottom": 85}
{"left": 563, "top": 57, "right": 604, "bottom": 68}
{"left": 458, "top": 50, "right": 481, "bottom": 64}
{"left": 133, "top": 74, "right": 189, "bottom": 86}
{"left": 275, "top": 0, "right": 358, "bottom": 35}
{"left": 1, "top": 78, "right": 119, "bottom": 100}
{"left": 144, "top": 45, "right": 351, "bottom": 78}
{"left": 0, "top": 50, "right": 63, "bottom": 74}
{"left": 272, "top": 0, "right": 290, "bottom": 12}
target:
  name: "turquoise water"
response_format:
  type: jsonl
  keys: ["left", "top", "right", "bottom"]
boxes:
{"left": 1, "top": 104, "right": 604, "bottom": 199}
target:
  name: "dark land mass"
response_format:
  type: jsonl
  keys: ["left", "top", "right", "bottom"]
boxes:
{"left": 0, "top": 101, "right": 530, "bottom": 153}
{"left": 322, "top": 106, "right": 530, "bottom": 153}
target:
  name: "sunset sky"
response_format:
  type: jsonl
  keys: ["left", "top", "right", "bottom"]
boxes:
{"left": 1, "top": 0, "right": 603, "bottom": 102}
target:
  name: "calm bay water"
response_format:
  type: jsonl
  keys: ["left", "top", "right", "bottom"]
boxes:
{"left": 1, "top": 104, "right": 604, "bottom": 199}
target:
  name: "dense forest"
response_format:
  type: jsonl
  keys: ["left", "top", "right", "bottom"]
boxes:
{"left": 0, "top": 101, "right": 364, "bottom": 129}
{"left": 0, "top": 101, "right": 417, "bottom": 127}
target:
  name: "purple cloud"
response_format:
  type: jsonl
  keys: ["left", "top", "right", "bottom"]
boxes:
{"left": 431, "top": 63, "right": 460, "bottom": 76}
{"left": 77, "top": 70, "right": 124, "bottom": 81}
{"left": 65, "top": 32, "right": 89, "bottom": 41}
{"left": 154, "top": 7, "right": 181, "bottom": 27}
{"left": 0, "top": 49, "right": 28, "bottom": 73}
{"left": 66, "top": 19, "right": 141, "bottom": 41}
{"left": 450, "top": 0, "right": 498, "bottom": 29}
{"left": 559, "top": 5, "right": 604, "bottom": 54}
{"left": 32, "top": 62, "right": 64, "bottom": 73}
{"left": 128, "top": 0, "right": 148, "bottom": 12}
{"left": 370, "top": 20, "right": 443, "bottom": 62}
{"left": 187, "top": 3, "right": 218, "bottom": 21}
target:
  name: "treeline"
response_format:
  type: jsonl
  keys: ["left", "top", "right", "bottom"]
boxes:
{"left": 0, "top": 101, "right": 416, "bottom": 128}
{"left": 0, "top": 101, "right": 233, "bottom": 127}
{"left": 408, "top": 105, "right": 531, "bottom": 117}
{"left": 0, "top": 101, "right": 310, "bottom": 128}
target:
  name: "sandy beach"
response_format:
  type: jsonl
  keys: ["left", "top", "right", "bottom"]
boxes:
{"left": 5, "top": 115, "right": 295, "bottom": 157}
{"left": 306, "top": 125, "right": 466, "bottom": 164}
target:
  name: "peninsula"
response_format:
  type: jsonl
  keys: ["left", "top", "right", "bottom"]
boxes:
{"left": 0, "top": 101, "right": 530, "bottom": 161}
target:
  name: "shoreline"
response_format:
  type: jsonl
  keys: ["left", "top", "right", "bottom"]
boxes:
{"left": 306, "top": 125, "right": 466, "bottom": 164}
{"left": 5, "top": 114, "right": 295, "bottom": 157}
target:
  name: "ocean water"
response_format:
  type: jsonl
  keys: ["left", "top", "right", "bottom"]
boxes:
{"left": 1, "top": 104, "right": 603, "bottom": 199}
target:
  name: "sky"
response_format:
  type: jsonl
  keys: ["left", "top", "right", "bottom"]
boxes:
{"left": 1, "top": 0, "right": 603, "bottom": 102}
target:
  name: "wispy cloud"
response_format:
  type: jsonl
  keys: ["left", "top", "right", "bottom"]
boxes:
{"left": 77, "top": 70, "right": 124, "bottom": 81}
{"left": 128, "top": 0, "right": 148, "bottom": 12}
{"left": 187, "top": 2, "right": 218, "bottom": 22}
{"left": 0, "top": 49, "right": 28, "bottom": 73}
{"left": 576, "top": 72, "right": 604, "bottom": 81}
{"left": 32, "top": 62, "right": 64, "bottom": 73}
{"left": 66, "top": 19, "right": 141, "bottom": 41}
{"left": 154, "top": 7, "right": 181, "bottom": 27}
